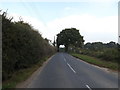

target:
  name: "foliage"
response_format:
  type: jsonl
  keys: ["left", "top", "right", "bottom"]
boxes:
{"left": 2, "top": 11, "right": 56, "bottom": 81}
{"left": 56, "top": 28, "right": 84, "bottom": 52}
{"left": 84, "top": 41, "right": 118, "bottom": 50}
{"left": 2, "top": 57, "right": 49, "bottom": 88}
{"left": 79, "top": 42, "right": 119, "bottom": 62}
{"left": 71, "top": 53, "right": 118, "bottom": 70}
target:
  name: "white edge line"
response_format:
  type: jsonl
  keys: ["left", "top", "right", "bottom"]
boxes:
{"left": 67, "top": 63, "right": 76, "bottom": 74}
{"left": 86, "top": 85, "right": 92, "bottom": 90}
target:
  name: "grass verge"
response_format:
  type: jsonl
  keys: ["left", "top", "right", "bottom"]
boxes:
{"left": 71, "top": 53, "right": 118, "bottom": 71}
{"left": 2, "top": 56, "right": 50, "bottom": 89}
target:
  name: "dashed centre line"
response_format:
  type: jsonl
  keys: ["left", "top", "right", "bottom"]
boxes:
{"left": 67, "top": 63, "right": 76, "bottom": 74}
{"left": 86, "top": 85, "right": 92, "bottom": 90}
{"left": 64, "top": 56, "right": 92, "bottom": 89}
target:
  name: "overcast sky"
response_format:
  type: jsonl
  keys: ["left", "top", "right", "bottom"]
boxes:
{"left": 0, "top": 0, "right": 119, "bottom": 44}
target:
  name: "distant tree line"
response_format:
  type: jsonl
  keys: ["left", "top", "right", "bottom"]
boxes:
{"left": 81, "top": 42, "right": 119, "bottom": 62}
{"left": 84, "top": 41, "right": 118, "bottom": 50}
{"left": 2, "top": 11, "right": 56, "bottom": 81}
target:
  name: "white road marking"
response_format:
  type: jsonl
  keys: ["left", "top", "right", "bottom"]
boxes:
{"left": 67, "top": 63, "right": 76, "bottom": 74}
{"left": 86, "top": 85, "right": 92, "bottom": 90}
{"left": 64, "top": 58, "right": 66, "bottom": 62}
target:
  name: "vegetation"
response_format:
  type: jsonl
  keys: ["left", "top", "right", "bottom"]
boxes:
{"left": 56, "top": 28, "right": 84, "bottom": 52}
{"left": 82, "top": 42, "right": 119, "bottom": 63}
{"left": 68, "top": 41, "right": 119, "bottom": 62}
{"left": 71, "top": 53, "right": 118, "bottom": 71}
{"left": 69, "top": 41, "right": 119, "bottom": 71}
{"left": 2, "top": 11, "right": 56, "bottom": 82}
{"left": 56, "top": 27, "right": 119, "bottom": 69}
{"left": 2, "top": 57, "right": 49, "bottom": 88}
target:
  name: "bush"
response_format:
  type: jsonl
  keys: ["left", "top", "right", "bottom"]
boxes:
{"left": 2, "top": 11, "right": 56, "bottom": 81}
{"left": 99, "top": 48, "right": 119, "bottom": 62}
{"left": 80, "top": 48, "right": 119, "bottom": 63}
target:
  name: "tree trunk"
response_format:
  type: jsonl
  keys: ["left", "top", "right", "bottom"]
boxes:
{"left": 65, "top": 45, "right": 68, "bottom": 52}
{"left": 57, "top": 45, "right": 59, "bottom": 52}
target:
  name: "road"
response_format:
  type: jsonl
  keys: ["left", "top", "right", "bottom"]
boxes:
{"left": 27, "top": 52, "right": 118, "bottom": 88}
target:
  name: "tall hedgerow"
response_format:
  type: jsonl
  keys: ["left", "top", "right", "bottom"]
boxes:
{"left": 2, "top": 11, "right": 56, "bottom": 81}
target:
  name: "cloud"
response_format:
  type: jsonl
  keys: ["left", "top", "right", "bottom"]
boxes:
{"left": 46, "top": 14, "right": 118, "bottom": 43}
{"left": 64, "top": 7, "right": 72, "bottom": 11}
{"left": 7, "top": 13, "right": 118, "bottom": 43}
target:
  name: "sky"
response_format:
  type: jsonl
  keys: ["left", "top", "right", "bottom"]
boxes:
{"left": 0, "top": 0, "right": 119, "bottom": 44}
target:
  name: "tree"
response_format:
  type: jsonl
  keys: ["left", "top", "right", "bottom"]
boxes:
{"left": 2, "top": 11, "right": 56, "bottom": 81}
{"left": 56, "top": 28, "right": 84, "bottom": 52}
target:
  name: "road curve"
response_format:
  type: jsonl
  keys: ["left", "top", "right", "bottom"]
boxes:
{"left": 27, "top": 52, "right": 118, "bottom": 88}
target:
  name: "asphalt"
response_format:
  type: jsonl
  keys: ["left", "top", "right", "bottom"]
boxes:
{"left": 27, "top": 52, "right": 118, "bottom": 88}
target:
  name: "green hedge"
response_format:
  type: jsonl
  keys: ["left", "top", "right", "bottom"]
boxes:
{"left": 2, "top": 12, "right": 56, "bottom": 81}
{"left": 80, "top": 48, "right": 119, "bottom": 62}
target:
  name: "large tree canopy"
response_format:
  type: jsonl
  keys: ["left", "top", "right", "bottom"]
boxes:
{"left": 56, "top": 28, "right": 84, "bottom": 52}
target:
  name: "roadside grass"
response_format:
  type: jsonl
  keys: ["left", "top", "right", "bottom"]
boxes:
{"left": 2, "top": 56, "right": 50, "bottom": 89}
{"left": 71, "top": 53, "right": 118, "bottom": 71}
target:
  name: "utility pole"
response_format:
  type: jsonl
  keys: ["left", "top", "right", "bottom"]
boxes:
{"left": 53, "top": 36, "right": 56, "bottom": 47}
